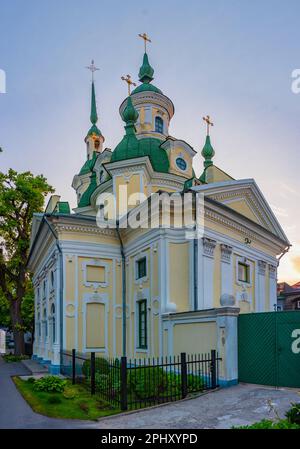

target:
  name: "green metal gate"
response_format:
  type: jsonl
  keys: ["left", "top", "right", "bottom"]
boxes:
{"left": 238, "top": 311, "right": 300, "bottom": 388}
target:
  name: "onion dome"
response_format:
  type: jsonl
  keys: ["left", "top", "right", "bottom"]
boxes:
{"left": 201, "top": 136, "right": 215, "bottom": 168}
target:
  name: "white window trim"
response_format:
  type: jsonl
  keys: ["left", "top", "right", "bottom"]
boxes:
{"left": 134, "top": 252, "right": 149, "bottom": 284}
{"left": 82, "top": 259, "right": 110, "bottom": 289}
{"left": 82, "top": 293, "right": 109, "bottom": 353}
{"left": 236, "top": 256, "right": 253, "bottom": 287}
{"left": 175, "top": 154, "right": 188, "bottom": 173}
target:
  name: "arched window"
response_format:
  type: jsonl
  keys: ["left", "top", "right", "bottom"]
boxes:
{"left": 99, "top": 170, "right": 104, "bottom": 183}
{"left": 50, "top": 271, "right": 54, "bottom": 289}
{"left": 37, "top": 312, "right": 41, "bottom": 337}
{"left": 51, "top": 304, "right": 56, "bottom": 343}
{"left": 43, "top": 308, "right": 47, "bottom": 337}
{"left": 155, "top": 116, "right": 164, "bottom": 134}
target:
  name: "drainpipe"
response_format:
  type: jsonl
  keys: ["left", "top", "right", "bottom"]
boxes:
{"left": 116, "top": 222, "right": 126, "bottom": 357}
{"left": 44, "top": 217, "right": 63, "bottom": 359}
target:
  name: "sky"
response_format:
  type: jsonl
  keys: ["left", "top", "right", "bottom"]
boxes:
{"left": 1, "top": 0, "right": 300, "bottom": 283}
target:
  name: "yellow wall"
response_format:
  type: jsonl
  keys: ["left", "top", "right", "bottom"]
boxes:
{"left": 169, "top": 242, "right": 190, "bottom": 312}
{"left": 173, "top": 321, "right": 217, "bottom": 355}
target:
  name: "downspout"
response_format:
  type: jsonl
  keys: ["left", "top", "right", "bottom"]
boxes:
{"left": 44, "top": 217, "right": 63, "bottom": 361}
{"left": 116, "top": 222, "right": 126, "bottom": 357}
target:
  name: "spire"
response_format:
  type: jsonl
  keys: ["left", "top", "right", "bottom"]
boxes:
{"left": 201, "top": 115, "right": 215, "bottom": 168}
{"left": 138, "top": 52, "right": 154, "bottom": 84}
{"left": 90, "top": 81, "right": 98, "bottom": 125}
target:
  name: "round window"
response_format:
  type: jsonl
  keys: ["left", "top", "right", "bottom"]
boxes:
{"left": 176, "top": 157, "right": 187, "bottom": 171}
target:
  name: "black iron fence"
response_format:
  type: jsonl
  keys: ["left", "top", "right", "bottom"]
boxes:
{"left": 60, "top": 350, "right": 221, "bottom": 411}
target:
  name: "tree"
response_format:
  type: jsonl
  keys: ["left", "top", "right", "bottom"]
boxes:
{"left": 0, "top": 169, "right": 53, "bottom": 355}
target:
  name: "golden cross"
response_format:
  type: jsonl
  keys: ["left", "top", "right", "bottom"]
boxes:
{"left": 138, "top": 33, "right": 151, "bottom": 52}
{"left": 203, "top": 115, "right": 214, "bottom": 136}
{"left": 85, "top": 59, "right": 99, "bottom": 81}
{"left": 121, "top": 74, "right": 136, "bottom": 95}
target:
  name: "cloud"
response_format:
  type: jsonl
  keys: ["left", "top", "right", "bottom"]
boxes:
{"left": 280, "top": 183, "right": 300, "bottom": 197}
{"left": 270, "top": 204, "right": 289, "bottom": 218}
{"left": 292, "top": 256, "right": 300, "bottom": 273}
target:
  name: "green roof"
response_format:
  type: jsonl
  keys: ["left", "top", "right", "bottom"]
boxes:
{"left": 131, "top": 83, "right": 162, "bottom": 95}
{"left": 79, "top": 151, "right": 97, "bottom": 175}
{"left": 201, "top": 135, "right": 215, "bottom": 168}
{"left": 78, "top": 171, "right": 97, "bottom": 208}
{"left": 111, "top": 136, "right": 169, "bottom": 173}
{"left": 57, "top": 202, "right": 70, "bottom": 214}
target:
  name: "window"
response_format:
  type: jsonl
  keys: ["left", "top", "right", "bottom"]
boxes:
{"left": 50, "top": 271, "right": 54, "bottom": 289}
{"left": 99, "top": 170, "right": 104, "bottom": 183}
{"left": 155, "top": 116, "right": 164, "bottom": 134}
{"left": 43, "top": 279, "right": 47, "bottom": 298}
{"left": 138, "top": 299, "right": 147, "bottom": 349}
{"left": 176, "top": 157, "right": 187, "bottom": 171}
{"left": 238, "top": 262, "right": 250, "bottom": 283}
{"left": 43, "top": 308, "right": 47, "bottom": 337}
{"left": 297, "top": 300, "right": 300, "bottom": 309}
{"left": 136, "top": 257, "right": 147, "bottom": 280}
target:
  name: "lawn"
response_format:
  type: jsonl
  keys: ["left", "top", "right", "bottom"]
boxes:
{"left": 13, "top": 377, "right": 120, "bottom": 420}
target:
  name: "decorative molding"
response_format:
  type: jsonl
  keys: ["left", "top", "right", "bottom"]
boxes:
{"left": 54, "top": 223, "right": 116, "bottom": 237}
{"left": 202, "top": 237, "right": 217, "bottom": 258}
{"left": 269, "top": 264, "right": 277, "bottom": 279}
{"left": 258, "top": 260, "right": 267, "bottom": 276}
{"left": 220, "top": 244, "right": 233, "bottom": 263}
{"left": 82, "top": 259, "right": 110, "bottom": 289}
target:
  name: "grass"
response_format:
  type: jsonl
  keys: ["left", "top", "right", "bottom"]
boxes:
{"left": 13, "top": 377, "right": 120, "bottom": 420}
{"left": 3, "top": 354, "right": 29, "bottom": 363}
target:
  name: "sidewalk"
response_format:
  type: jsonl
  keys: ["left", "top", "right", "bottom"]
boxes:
{"left": 0, "top": 356, "right": 96, "bottom": 429}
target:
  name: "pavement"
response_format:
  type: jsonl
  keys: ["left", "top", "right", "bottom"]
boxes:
{"left": 1, "top": 355, "right": 300, "bottom": 429}
{"left": 0, "top": 356, "right": 96, "bottom": 429}
{"left": 97, "top": 383, "right": 300, "bottom": 429}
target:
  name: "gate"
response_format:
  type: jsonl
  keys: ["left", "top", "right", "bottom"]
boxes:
{"left": 238, "top": 311, "right": 300, "bottom": 388}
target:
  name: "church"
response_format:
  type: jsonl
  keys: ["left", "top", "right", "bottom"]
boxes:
{"left": 28, "top": 35, "right": 290, "bottom": 376}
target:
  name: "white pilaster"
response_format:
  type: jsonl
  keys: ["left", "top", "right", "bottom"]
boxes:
{"left": 257, "top": 260, "right": 266, "bottom": 312}
{"left": 268, "top": 264, "right": 277, "bottom": 311}
{"left": 220, "top": 244, "right": 233, "bottom": 297}
{"left": 202, "top": 238, "right": 217, "bottom": 310}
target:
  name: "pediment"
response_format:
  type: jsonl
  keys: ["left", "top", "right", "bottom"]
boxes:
{"left": 194, "top": 179, "right": 289, "bottom": 243}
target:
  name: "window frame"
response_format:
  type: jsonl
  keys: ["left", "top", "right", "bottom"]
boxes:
{"left": 137, "top": 299, "right": 148, "bottom": 350}
{"left": 175, "top": 157, "right": 187, "bottom": 171}
{"left": 238, "top": 262, "right": 250, "bottom": 283}
{"left": 136, "top": 257, "right": 147, "bottom": 280}
{"left": 155, "top": 116, "right": 164, "bottom": 134}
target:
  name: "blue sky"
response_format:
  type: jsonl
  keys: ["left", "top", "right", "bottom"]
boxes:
{"left": 1, "top": 0, "right": 300, "bottom": 282}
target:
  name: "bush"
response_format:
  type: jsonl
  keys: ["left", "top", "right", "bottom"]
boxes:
{"left": 27, "top": 377, "right": 36, "bottom": 384}
{"left": 33, "top": 376, "right": 67, "bottom": 393}
{"left": 82, "top": 357, "right": 110, "bottom": 378}
{"left": 47, "top": 395, "right": 62, "bottom": 405}
{"left": 127, "top": 367, "right": 181, "bottom": 400}
{"left": 234, "top": 419, "right": 300, "bottom": 429}
{"left": 286, "top": 403, "right": 300, "bottom": 425}
{"left": 63, "top": 386, "right": 77, "bottom": 399}
{"left": 95, "top": 372, "right": 120, "bottom": 399}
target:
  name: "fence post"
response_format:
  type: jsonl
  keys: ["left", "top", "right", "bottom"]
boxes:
{"left": 181, "top": 352, "right": 188, "bottom": 399}
{"left": 211, "top": 349, "right": 217, "bottom": 389}
{"left": 72, "top": 349, "right": 76, "bottom": 385}
{"left": 90, "top": 352, "right": 96, "bottom": 395}
{"left": 120, "top": 356, "right": 128, "bottom": 411}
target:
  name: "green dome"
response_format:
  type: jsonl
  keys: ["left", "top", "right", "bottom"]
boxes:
{"left": 111, "top": 137, "right": 169, "bottom": 174}
{"left": 138, "top": 53, "right": 154, "bottom": 83}
{"left": 78, "top": 171, "right": 97, "bottom": 208}
{"left": 201, "top": 136, "right": 215, "bottom": 168}
{"left": 122, "top": 96, "right": 139, "bottom": 123}
{"left": 86, "top": 124, "right": 102, "bottom": 137}
{"left": 131, "top": 83, "right": 163, "bottom": 95}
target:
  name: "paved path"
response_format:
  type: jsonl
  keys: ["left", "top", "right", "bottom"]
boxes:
{"left": 97, "top": 384, "right": 300, "bottom": 429}
{"left": 0, "top": 356, "right": 96, "bottom": 429}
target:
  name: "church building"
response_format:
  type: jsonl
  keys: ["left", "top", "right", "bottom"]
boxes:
{"left": 28, "top": 36, "right": 290, "bottom": 375}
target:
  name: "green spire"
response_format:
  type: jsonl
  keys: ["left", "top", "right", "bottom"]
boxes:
{"left": 138, "top": 52, "right": 154, "bottom": 83}
{"left": 90, "top": 81, "right": 98, "bottom": 125}
{"left": 122, "top": 96, "right": 139, "bottom": 134}
{"left": 201, "top": 135, "right": 215, "bottom": 168}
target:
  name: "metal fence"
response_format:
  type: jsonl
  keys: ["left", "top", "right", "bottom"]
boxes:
{"left": 60, "top": 349, "right": 220, "bottom": 411}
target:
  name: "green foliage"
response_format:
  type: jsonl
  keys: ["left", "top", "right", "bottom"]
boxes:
{"left": 27, "top": 377, "right": 36, "bottom": 383}
{"left": 82, "top": 357, "right": 111, "bottom": 378}
{"left": 47, "top": 395, "right": 62, "bottom": 405}
{"left": 0, "top": 169, "right": 53, "bottom": 353}
{"left": 79, "top": 402, "right": 89, "bottom": 413}
{"left": 63, "top": 386, "right": 78, "bottom": 399}
{"left": 286, "top": 402, "right": 300, "bottom": 425}
{"left": 33, "top": 376, "right": 67, "bottom": 393}
{"left": 127, "top": 367, "right": 181, "bottom": 400}
{"left": 235, "top": 418, "right": 300, "bottom": 429}
{"left": 95, "top": 372, "right": 121, "bottom": 399}
{"left": 3, "top": 354, "right": 28, "bottom": 362}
